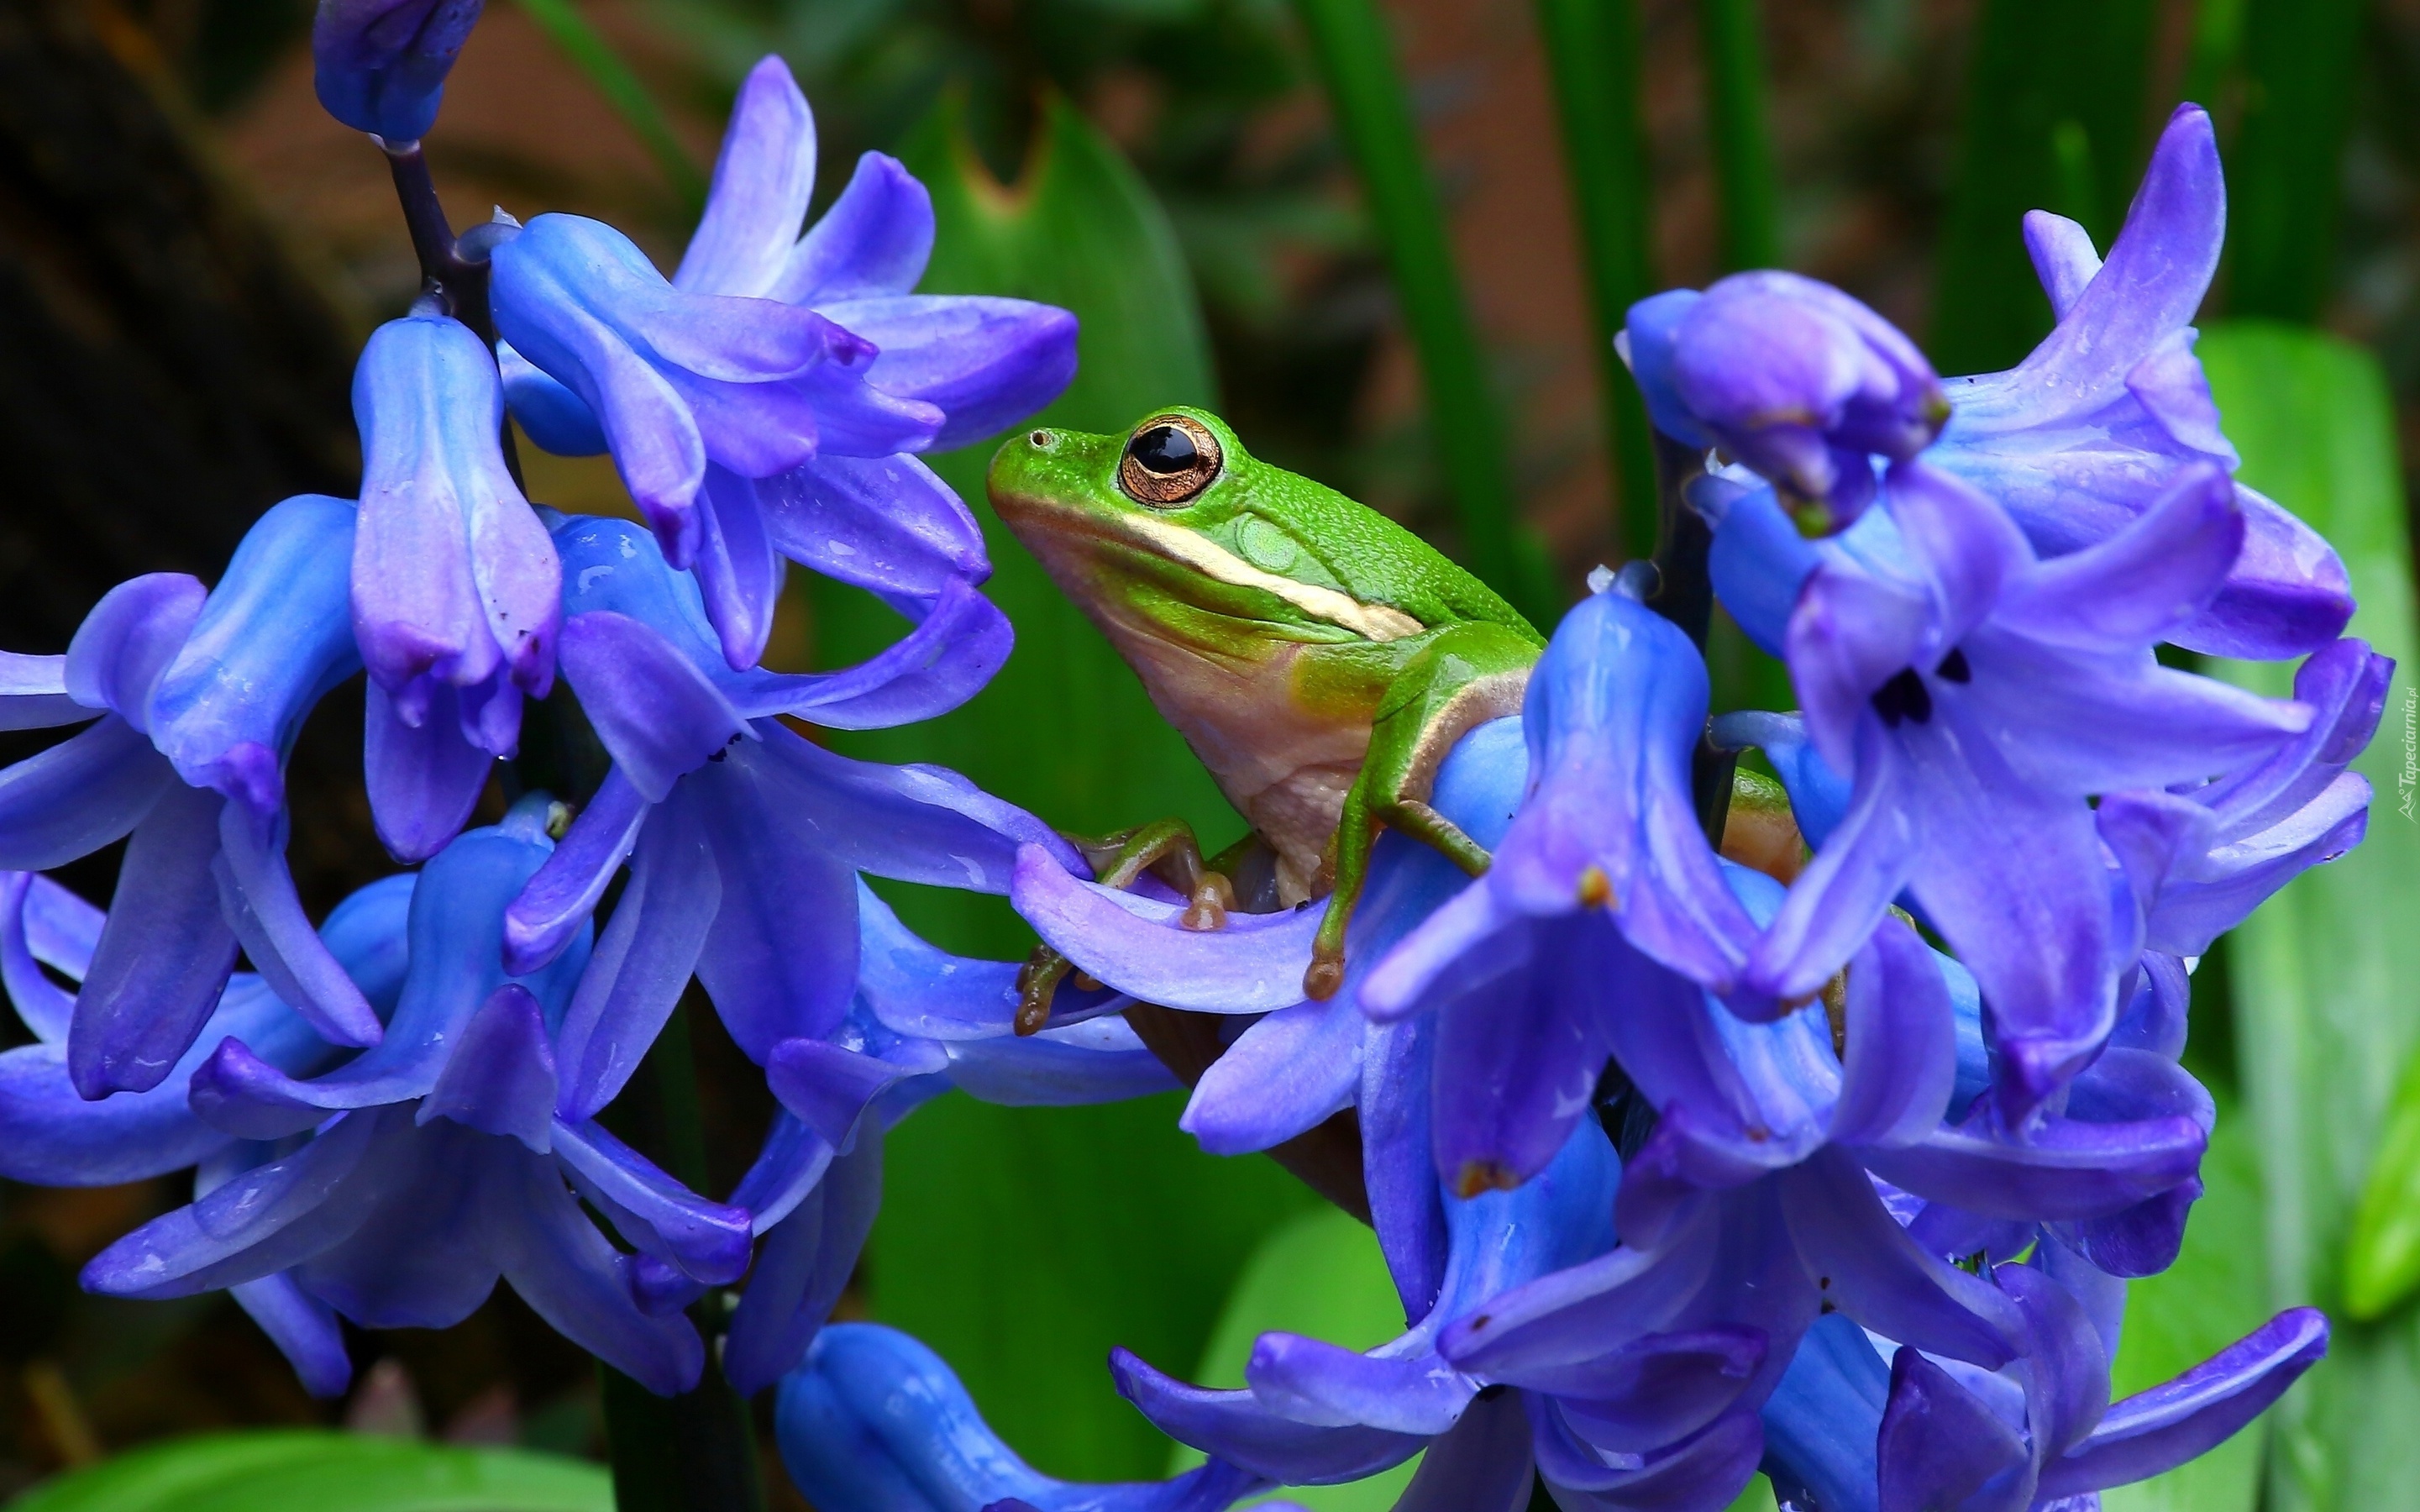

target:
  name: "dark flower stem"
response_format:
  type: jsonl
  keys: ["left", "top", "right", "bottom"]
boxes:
{"left": 598, "top": 1002, "right": 768, "bottom": 1512}
{"left": 1641, "top": 433, "right": 1738, "bottom": 844}
{"left": 377, "top": 136, "right": 522, "bottom": 486}
{"left": 377, "top": 139, "right": 759, "bottom": 1505}
{"left": 1642, "top": 433, "right": 1714, "bottom": 649}
{"left": 380, "top": 139, "right": 498, "bottom": 344}
{"left": 600, "top": 1356, "right": 766, "bottom": 1512}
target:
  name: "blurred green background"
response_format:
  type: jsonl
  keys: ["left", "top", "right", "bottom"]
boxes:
{"left": 2, "top": 0, "right": 2419, "bottom": 1508}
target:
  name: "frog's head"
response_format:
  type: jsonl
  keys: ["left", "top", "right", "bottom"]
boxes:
{"left": 987, "top": 407, "right": 1425, "bottom": 648}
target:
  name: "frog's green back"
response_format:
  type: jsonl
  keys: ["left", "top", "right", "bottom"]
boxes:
{"left": 1215, "top": 445, "right": 1545, "bottom": 643}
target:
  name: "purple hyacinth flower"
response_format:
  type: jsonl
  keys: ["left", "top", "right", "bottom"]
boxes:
{"left": 1715, "top": 459, "right": 2307, "bottom": 1122}
{"left": 1624, "top": 272, "right": 1947, "bottom": 534}
{"left": 87, "top": 800, "right": 748, "bottom": 1398}
{"left": 2099, "top": 634, "right": 2388, "bottom": 960}
{"left": 500, "top": 513, "right": 1063, "bottom": 1127}
{"left": 0, "top": 870, "right": 412, "bottom": 1190}
{"left": 1356, "top": 581, "right": 1762, "bottom": 1195}
{"left": 1007, "top": 714, "right": 1526, "bottom": 1174}
{"left": 0, "top": 497, "right": 388, "bottom": 1097}
{"left": 654, "top": 880, "right": 1175, "bottom": 1393}
{"left": 1862, "top": 1277, "right": 2327, "bottom": 1512}
{"left": 0, "top": 869, "right": 410, "bottom": 1398}
{"left": 1929, "top": 104, "right": 2354, "bottom": 659}
{"left": 1112, "top": 1118, "right": 1775, "bottom": 1512}
{"left": 312, "top": 0, "right": 485, "bottom": 142}
{"left": 353, "top": 302, "right": 559, "bottom": 860}
{"left": 491, "top": 214, "right": 934, "bottom": 570}
{"left": 777, "top": 1323, "right": 1263, "bottom": 1511}
{"left": 496, "top": 55, "right": 1073, "bottom": 667}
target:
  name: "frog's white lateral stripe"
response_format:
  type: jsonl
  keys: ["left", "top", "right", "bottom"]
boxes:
{"left": 1121, "top": 514, "right": 1425, "bottom": 642}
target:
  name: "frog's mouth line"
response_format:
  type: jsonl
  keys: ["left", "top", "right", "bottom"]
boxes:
{"left": 992, "top": 487, "right": 1425, "bottom": 645}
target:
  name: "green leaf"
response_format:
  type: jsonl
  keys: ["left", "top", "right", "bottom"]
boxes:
{"left": 1693, "top": 0, "right": 1779, "bottom": 275}
{"left": 1724, "top": 1473, "right": 1780, "bottom": 1512}
{"left": 9, "top": 1431, "right": 611, "bottom": 1512}
{"left": 1288, "top": 0, "right": 1548, "bottom": 622}
{"left": 2103, "top": 1099, "right": 2268, "bottom": 1512}
{"left": 1929, "top": 0, "right": 2157, "bottom": 375}
{"left": 1167, "top": 1206, "right": 1418, "bottom": 1509}
{"left": 2224, "top": 0, "right": 2365, "bottom": 322}
{"left": 840, "top": 92, "right": 1322, "bottom": 1482}
{"left": 871, "top": 1093, "right": 1320, "bottom": 1480}
{"left": 1530, "top": 0, "right": 1660, "bottom": 559}
{"left": 2344, "top": 1040, "right": 2420, "bottom": 1318}
{"left": 2197, "top": 320, "right": 2420, "bottom": 1512}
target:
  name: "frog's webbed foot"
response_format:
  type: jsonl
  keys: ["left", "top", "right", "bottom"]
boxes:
{"left": 1018, "top": 817, "right": 1236, "bottom": 1034}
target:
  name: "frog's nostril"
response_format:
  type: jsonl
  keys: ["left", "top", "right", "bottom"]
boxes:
{"left": 1030, "top": 429, "right": 1053, "bottom": 447}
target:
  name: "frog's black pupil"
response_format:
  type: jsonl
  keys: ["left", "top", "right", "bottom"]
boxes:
{"left": 1131, "top": 425, "right": 1200, "bottom": 475}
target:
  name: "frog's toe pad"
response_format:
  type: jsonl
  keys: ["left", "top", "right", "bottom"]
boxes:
{"left": 1180, "top": 873, "right": 1235, "bottom": 932}
{"left": 1302, "top": 954, "right": 1346, "bottom": 1001}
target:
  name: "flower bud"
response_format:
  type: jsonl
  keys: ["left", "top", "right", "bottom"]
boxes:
{"left": 312, "top": 0, "right": 485, "bottom": 142}
{"left": 1625, "top": 271, "right": 1947, "bottom": 534}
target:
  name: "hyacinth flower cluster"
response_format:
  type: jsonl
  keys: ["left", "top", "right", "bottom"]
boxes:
{"left": 975, "top": 103, "right": 2367, "bottom": 1512}
{"left": 0, "top": 0, "right": 1180, "bottom": 1431}
{"left": 0, "top": 4, "right": 2384, "bottom": 1509}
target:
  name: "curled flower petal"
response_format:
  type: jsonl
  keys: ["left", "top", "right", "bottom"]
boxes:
{"left": 66, "top": 782, "right": 239, "bottom": 1099}
{"left": 775, "top": 150, "right": 934, "bottom": 305}
{"left": 782, "top": 1323, "right": 1266, "bottom": 1510}
{"left": 553, "top": 794, "right": 720, "bottom": 1119}
{"left": 2036, "top": 1308, "right": 2327, "bottom": 1497}
{"left": 755, "top": 453, "right": 989, "bottom": 597}
{"left": 673, "top": 55, "right": 817, "bottom": 300}
{"left": 0, "top": 716, "right": 174, "bottom": 873}
{"left": 558, "top": 610, "right": 749, "bottom": 802}
{"left": 504, "top": 768, "right": 648, "bottom": 976}
{"left": 232, "top": 1273, "right": 354, "bottom": 1399}
{"left": 726, "top": 1134, "right": 881, "bottom": 1394}
{"left": 822, "top": 296, "right": 1077, "bottom": 452}
{"left": 421, "top": 984, "right": 558, "bottom": 1150}
{"left": 1934, "top": 104, "right": 2352, "bottom": 659}
{"left": 64, "top": 574, "right": 205, "bottom": 730}
{"left": 1012, "top": 844, "right": 1318, "bottom": 1013}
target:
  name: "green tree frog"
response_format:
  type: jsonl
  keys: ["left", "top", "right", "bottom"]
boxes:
{"left": 989, "top": 407, "right": 1546, "bottom": 1021}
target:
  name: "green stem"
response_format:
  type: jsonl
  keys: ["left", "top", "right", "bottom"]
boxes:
{"left": 1289, "top": 0, "right": 1542, "bottom": 620}
{"left": 509, "top": 0, "right": 708, "bottom": 214}
{"left": 1530, "top": 0, "right": 1660, "bottom": 562}
{"left": 1696, "top": 0, "right": 1780, "bottom": 271}
{"left": 597, "top": 1001, "right": 765, "bottom": 1512}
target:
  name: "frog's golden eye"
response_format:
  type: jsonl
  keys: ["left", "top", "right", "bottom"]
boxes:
{"left": 1119, "top": 416, "right": 1222, "bottom": 506}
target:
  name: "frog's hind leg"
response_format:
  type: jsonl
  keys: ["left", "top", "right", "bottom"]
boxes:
{"left": 1071, "top": 817, "right": 1238, "bottom": 930}
{"left": 1303, "top": 623, "right": 1535, "bottom": 1000}
{"left": 1016, "top": 817, "right": 1238, "bottom": 1035}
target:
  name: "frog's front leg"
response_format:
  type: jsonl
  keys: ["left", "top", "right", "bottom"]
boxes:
{"left": 1015, "top": 817, "right": 1240, "bottom": 1035}
{"left": 1303, "top": 623, "right": 1537, "bottom": 1000}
